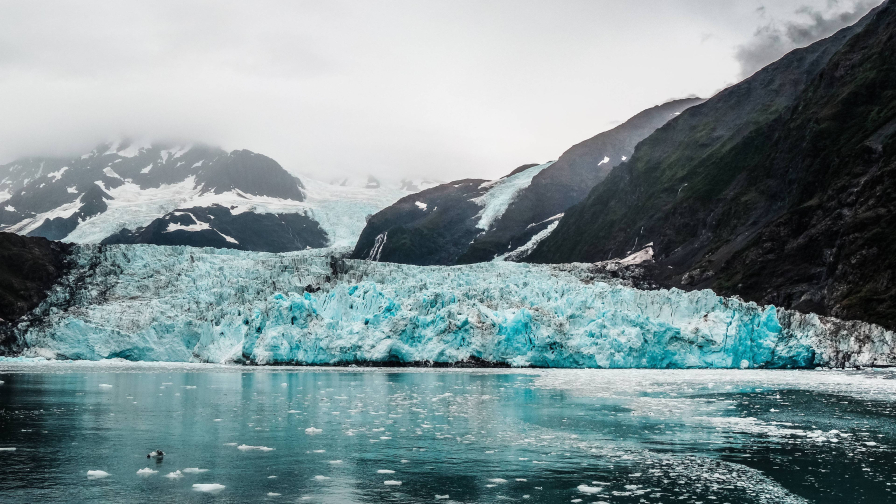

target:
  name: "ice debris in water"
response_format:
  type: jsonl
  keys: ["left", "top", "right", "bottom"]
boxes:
{"left": 237, "top": 444, "right": 274, "bottom": 451}
{"left": 313, "top": 475, "right": 330, "bottom": 481}
{"left": 98, "top": 384, "right": 112, "bottom": 388}
{"left": 384, "top": 480, "right": 402, "bottom": 486}
{"left": 136, "top": 468, "right": 158, "bottom": 476}
{"left": 86, "top": 470, "right": 110, "bottom": 479}
{"left": 193, "top": 483, "right": 225, "bottom": 493}
{"left": 435, "top": 496, "right": 449, "bottom": 500}
{"left": 0, "top": 447, "right": 16, "bottom": 451}
{"left": 267, "top": 493, "right": 281, "bottom": 497}
{"left": 164, "top": 471, "right": 183, "bottom": 479}
{"left": 19, "top": 245, "right": 896, "bottom": 368}
{"left": 578, "top": 485, "right": 602, "bottom": 494}
{"left": 305, "top": 427, "right": 322, "bottom": 435}
{"left": 182, "top": 468, "right": 208, "bottom": 473}
{"left": 377, "top": 469, "right": 395, "bottom": 474}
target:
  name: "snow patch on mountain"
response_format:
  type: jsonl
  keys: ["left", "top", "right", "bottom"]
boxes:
{"left": 47, "top": 167, "right": 69, "bottom": 182}
{"left": 115, "top": 139, "right": 152, "bottom": 158}
{"left": 7, "top": 196, "right": 85, "bottom": 235}
{"left": 496, "top": 220, "right": 561, "bottom": 262}
{"left": 472, "top": 161, "right": 554, "bottom": 231}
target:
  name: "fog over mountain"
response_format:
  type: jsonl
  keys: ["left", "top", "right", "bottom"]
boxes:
{"left": 0, "top": 0, "right": 882, "bottom": 181}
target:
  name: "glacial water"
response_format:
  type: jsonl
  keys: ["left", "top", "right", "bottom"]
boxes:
{"left": 0, "top": 364, "right": 894, "bottom": 503}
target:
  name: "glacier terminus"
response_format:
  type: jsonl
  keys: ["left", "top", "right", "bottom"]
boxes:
{"left": 10, "top": 244, "right": 894, "bottom": 368}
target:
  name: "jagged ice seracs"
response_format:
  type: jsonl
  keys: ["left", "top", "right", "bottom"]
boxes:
{"left": 12, "top": 245, "right": 895, "bottom": 368}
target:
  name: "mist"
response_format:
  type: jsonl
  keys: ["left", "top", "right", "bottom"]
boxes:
{"left": 735, "top": 0, "right": 882, "bottom": 79}
{"left": 0, "top": 0, "right": 883, "bottom": 182}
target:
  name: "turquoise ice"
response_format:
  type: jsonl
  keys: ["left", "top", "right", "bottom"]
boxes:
{"left": 16, "top": 245, "right": 895, "bottom": 367}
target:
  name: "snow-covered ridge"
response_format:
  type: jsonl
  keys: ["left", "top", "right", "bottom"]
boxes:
{"left": 16, "top": 244, "right": 895, "bottom": 368}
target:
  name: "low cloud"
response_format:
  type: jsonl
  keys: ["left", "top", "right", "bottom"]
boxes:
{"left": 735, "top": 0, "right": 881, "bottom": 78}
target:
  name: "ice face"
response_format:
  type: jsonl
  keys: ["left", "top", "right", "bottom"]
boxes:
{"left": 17, "top": 244, "right": 896, "bottom": 368}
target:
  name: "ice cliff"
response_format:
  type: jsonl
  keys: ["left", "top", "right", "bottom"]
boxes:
{"left": 13, "top": 245, "right": 896, "bottom": 368}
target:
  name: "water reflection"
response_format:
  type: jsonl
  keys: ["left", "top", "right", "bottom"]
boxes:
{"left": 0, "top": 366, "right": 894, "bottom": 503}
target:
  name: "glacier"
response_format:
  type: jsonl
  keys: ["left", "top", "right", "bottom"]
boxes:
{"left": 12, "top": 244, "right": 896, "bottom": 368}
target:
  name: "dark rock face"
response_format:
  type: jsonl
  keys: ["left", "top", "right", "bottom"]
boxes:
{"left": 102, "top": 205, "right": 329, "bottom": 253}
{"left": 352, "top": 180, "right": 489, "bottom": 265}
{"left": 0, "top": 232, "right": 72, "bottom": 352}
{"left": 194, "top": 149, "right": 305, "bottom": 201}
{"left": 529, "top": 3, "right": 896, "bottom": 329}
{"left": 351, "top": 98, "right": 702, "bottom": 265}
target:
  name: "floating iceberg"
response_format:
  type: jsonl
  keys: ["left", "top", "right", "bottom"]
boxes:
{"left": 13, "top": 244, "right": 896, "bottom": 368}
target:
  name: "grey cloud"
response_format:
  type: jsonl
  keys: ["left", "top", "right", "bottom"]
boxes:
{"left": 735, "top": 0, "right": 881, "bottom": 78}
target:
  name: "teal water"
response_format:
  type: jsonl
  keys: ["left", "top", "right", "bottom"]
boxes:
{"left": 0, "top": 364, "right": 894, "bottom": 503}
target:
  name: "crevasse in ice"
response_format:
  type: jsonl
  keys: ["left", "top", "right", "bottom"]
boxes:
{"left": 17, "top": 245, "right": 895, "bottom": 367}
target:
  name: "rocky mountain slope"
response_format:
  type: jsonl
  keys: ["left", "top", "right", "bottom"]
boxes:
{"left": 0, "top": 233, "right": 71, "bottom": 350}
{"left": 529, "top": 2, "right": 896, "bottom": 329}
{"left": 351, "top": 98, "right": 703, "bottom": 265}
{"left": 0, "top": 141, "right": 409, "bottom": 251}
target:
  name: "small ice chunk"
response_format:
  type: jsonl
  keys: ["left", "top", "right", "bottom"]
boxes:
{"left": 305, "top": 427, "right": 322, "bottom": 435}
{"left": 267, "top": 493, "right": 281, "bottom": 497}
{"left": 164, "top": 470, "right": 183, "bottom": 479}
{"left": 313, "top": 475, "right": 330, "bottom": 480}
{"left": 384, "top": 480, "right": 402, "bottom": 486}
{"left": 136, "top": 468, "right": 158, "bottom": 476}
{"left": 237, "top": 444, "right": 275, "bottom": 451}
{"left": 0, "top": 447, "right": 16, "bottom": 451}
{"left": 268, "top": 475, "right": 277, "bottom": 479}
{"left": 182, "top": 468, "right": 208, "bottom": 473}
{"left": 329, "top": 460, "right": 343, "bottom": 464}
{"left": 98, "top": 384, "right": 113, "bottom": 388}
{"left": 223, "top": 442, "right": 237, "bottom": 446}
{"left": 435, "top": 496, "right": 449, "bottom": 500}
{"left": 577, "top": 485, "right": 602, "bottom": 494}
{"left": 193, "top": 483, "right": 225, "bottom": 493}
{"left": 487, "top": 478, "right": 507, "bottom": 483}
{"left": 377, "top": 469, "right": 395, "bottom": 474}
{"left": 87, "top": 470, "right": 110, "bottom": 479}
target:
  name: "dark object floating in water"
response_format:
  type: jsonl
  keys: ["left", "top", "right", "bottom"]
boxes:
{"left": 147, "top": 450, "right": 164, "bottom": 459}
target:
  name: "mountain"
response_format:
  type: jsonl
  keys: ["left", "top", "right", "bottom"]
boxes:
{"left": 528, "top": 2, "right": 896, "bottom": 329}
{"left": 0, "top": 141, "right": 409, "bottom": 251}
{"left": 350, "top": 98, "right": 703, "bottom": 265}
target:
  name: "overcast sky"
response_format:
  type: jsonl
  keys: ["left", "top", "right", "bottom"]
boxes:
{"left": 0, "top": 0, "right": 881, "bottom": 181}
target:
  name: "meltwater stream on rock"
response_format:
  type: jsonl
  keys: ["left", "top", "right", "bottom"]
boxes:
{"left": 0, "top": 363, "right": 895, "bottom": 503}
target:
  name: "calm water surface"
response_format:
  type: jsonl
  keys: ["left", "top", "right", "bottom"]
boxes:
{"left": 0, "top": 363, "right": 894, "bottom": 503}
